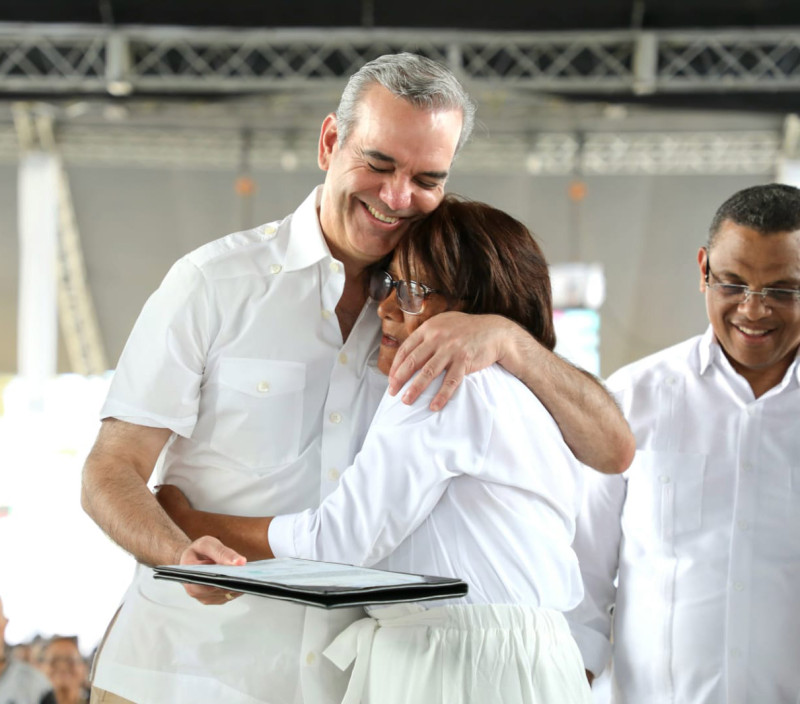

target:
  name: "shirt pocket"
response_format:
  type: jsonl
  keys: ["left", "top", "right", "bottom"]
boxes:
{"left": 624, "top": 450, "right": 706, "bottom": 546}
{"left": 209, "top": 358, "right": 306, "bottom": 470}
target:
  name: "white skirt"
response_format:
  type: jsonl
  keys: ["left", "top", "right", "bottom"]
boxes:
{"left": 324, "top": 603, "right": 591, "bottom": 704}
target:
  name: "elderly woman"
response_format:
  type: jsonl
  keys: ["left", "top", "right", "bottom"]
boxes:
{"left": 159, "top": 195, "right": 591, "bottom": 704}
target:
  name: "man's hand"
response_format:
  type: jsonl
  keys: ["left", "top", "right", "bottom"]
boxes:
{"left": 389, "top": 312, "right": 515, "bottom": 410}
{"left": 179, "top": 535, "right": 246, "bottom": 605}
{"left": 388, "top": 310, "right": 634, "bottom": 474}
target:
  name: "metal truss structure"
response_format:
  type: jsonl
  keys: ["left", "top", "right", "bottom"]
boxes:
{"left": 0, "top": 24, "right": 795, "bottom": 176}
{"left": 0, "top": 24, "right": 799, "bottom": 96}
{"left": 0, "top": 120, "right": 781, "bottom": 176}
{"left": 13, "top": 105, "right": 108, "bottom": 375}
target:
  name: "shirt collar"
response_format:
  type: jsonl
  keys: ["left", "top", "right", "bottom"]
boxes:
{"left": 697, "top": 325, "right": 718, "bottom": 375}
{"left": 698, "top": 323, "right": 800, "bottom": 389}
{"left": 283, "top": 186, "right": 336, "bottom": 272}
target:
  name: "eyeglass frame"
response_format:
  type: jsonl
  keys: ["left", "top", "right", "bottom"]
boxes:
{"left": 368, "top": 269, "right": 444, "bottom": 315}
{"left": 703, "top": 248, "right": 800, "bottom": 308}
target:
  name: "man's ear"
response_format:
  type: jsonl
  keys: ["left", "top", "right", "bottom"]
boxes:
{"left": 697, "top": 246, "right": 709, "bottom": 293}
{"left": 318, "top": 113, "right": 339, "bottom": 171}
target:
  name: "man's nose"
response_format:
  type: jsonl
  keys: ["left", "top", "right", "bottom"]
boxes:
{"left": 739, "top": 290, "right": 771, "bottom": 317}
{"left": 379, "top": 177, "right": 412, "bottom": 212}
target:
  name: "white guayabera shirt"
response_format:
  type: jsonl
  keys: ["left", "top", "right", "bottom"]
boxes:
{"left": 92, "top": 188, "right": 387, "bottom": 704}
{"left": 568, "top": 327, "right": 800, "bottom": 704}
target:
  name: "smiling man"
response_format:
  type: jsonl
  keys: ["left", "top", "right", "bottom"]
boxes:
{"left": 81, "top": 53, "right": 632, "bottom": 704}
{"left": 568, "top": 183, "right": 800, "bottom": 704}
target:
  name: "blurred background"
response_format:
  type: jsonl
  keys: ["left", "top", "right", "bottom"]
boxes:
{"left": 1, "top": 0, "right": 799, "bottom": 657}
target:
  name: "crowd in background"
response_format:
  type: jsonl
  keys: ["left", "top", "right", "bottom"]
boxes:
{"left": 1, "top": 595, "right": 92, "bottom": 704}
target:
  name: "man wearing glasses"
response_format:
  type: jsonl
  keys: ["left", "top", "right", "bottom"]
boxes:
{"left": 568, "top": 183, "right": 800, "bottom": 703}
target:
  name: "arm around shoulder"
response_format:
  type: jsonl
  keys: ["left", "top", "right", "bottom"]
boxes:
{"left": 497, "top": 320, "right": 635, "bottom": 474}
{"left": 387, "top": 311, "right": 634, "bottom": 473}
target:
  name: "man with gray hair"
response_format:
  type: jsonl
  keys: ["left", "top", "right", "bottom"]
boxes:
{"left": 82, "top": 52, "right": 632, "bottom": 704}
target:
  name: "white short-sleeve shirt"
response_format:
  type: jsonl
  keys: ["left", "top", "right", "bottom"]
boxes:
{"left": 93, "top": 188, "right": 387, "bottom": 704}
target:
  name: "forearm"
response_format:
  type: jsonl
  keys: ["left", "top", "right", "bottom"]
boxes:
{"left": 81, "top": 456, "right": 190, "bottom": 567}
{"left": 81, "top": 419, "right": 191, "bottom": 566}
{"left": 169, "top": 504, "right": 274, "bottom": 562}
{"left": 498, "top": 322, "right": 635, "bottom": 474}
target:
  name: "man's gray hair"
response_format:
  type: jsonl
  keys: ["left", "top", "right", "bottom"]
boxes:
{"left": 335, "top": 52, "right": 476, "bottom": 155}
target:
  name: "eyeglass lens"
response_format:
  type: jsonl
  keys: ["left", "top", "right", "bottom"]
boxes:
{"left": 706, "top": 258, "right": 800, "bottom": 307}
{"left": 368, "top": 271, "right": 426, "bottom": 313}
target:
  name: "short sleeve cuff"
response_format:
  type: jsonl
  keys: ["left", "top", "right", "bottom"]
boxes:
{"left": 100, "top": 398, "right": 197, "bottom": 438}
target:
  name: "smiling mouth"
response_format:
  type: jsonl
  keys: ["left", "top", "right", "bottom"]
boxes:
{"left": 365, "top": 203, "right": 400, "bottom": 225}
{"left": 734, "top": 323, "right": 771, "bottom": 337}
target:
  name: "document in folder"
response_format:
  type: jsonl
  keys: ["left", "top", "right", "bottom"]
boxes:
{"left": 154, "top": 557, "right": 468, "bottom": 609}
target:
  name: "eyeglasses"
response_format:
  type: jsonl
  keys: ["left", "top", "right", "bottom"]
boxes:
{"left": 705, "top": 255, "right": 800, "bottom": 309}
{"left": 368, "top": 269, "right": 442, "bottom": 315}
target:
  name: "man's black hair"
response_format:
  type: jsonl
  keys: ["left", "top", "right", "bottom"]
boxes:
{"left": 709, "top": 183, "right": 800, "bottom": 246}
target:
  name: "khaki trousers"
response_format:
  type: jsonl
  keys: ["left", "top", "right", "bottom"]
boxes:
{"left": 89, "top": 687, "right": 136, "bottom": 704}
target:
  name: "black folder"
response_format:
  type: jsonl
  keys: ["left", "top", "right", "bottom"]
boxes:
{"left": 154, "top": 557, "right": 468, "bottom": 609}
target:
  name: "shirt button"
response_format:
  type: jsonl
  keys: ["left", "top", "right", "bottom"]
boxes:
{"left": 659, "top": 475, "right": 671, "bottom": 484}
{"left": 746, "top": 405, "right": 757, "bottom": 416}
{"left": 329, "top": 411, "right": 342, "bottom": 424}
{"left": 321, "top": 309, "right": 332, "bottom": 320}
{"left": 270, "top": 264, "right": 282, "bottom": 274}
{"left": 730, "top": 647, "right": 742, "bottom": 658}
{"left": 329, "top": 261, "right": 341, "bottom": 273}
{"left": 328, "top": 468, "right": 340, "bottom": 482}
{"left": 305, "top": 651, "right": 316, "bottom": 665}
{"left": 664, "top": 376, "right": 676, "bottom": 386}
{"left": 741, "top": 462, "right": 753, "bottom": 473}
{"left": 338, "top": 353, "right": 348, "bottom": 365}
{"left": 733, "top": 581, "right": 745, "bottom": 592}
{"left": 737, "top": 519, "right": 750, "bottom": 531}
{"left": 256, "top": 381, "right": 270, "bottom": 393}
{"left": 263, "top": 225, "right": 277, "bottom": 238}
